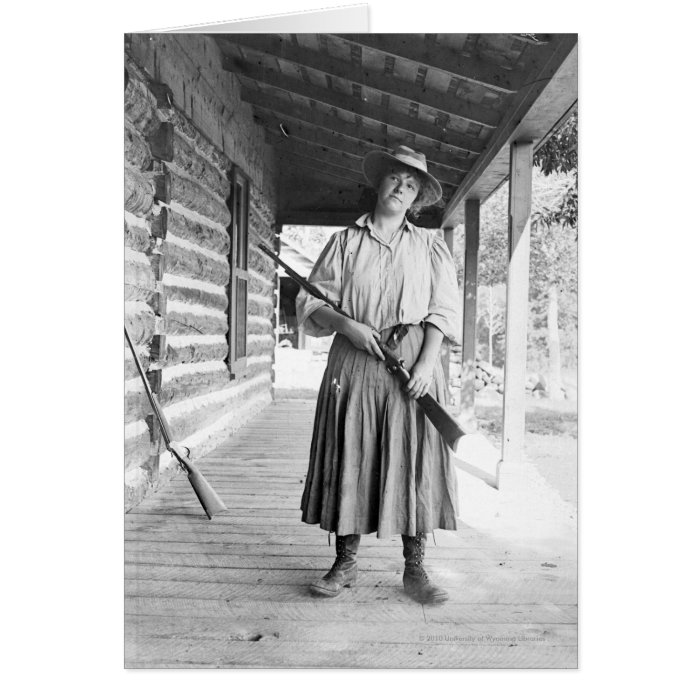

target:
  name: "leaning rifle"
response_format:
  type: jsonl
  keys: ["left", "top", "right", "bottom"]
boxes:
{"left": 124, "top": 326, "right": 227, "bottom": 519}
{"left": 257, "top": 242, "right": 467, "bottom": 452}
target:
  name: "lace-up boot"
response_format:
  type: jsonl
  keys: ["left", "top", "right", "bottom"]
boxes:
{"left": 401, "top": 533, "right": 449, "bottom": 605}
{"left": 309, "top": 534, "right": 361, "bottom": 597}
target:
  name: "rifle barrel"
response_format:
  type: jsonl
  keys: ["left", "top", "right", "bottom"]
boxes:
{"left": 124, "top": 327, "right": 173, "bottom": 444}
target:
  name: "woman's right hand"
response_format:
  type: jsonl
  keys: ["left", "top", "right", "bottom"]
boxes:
{"left": 341, "top": 319, "right": 385, "bottom": 361}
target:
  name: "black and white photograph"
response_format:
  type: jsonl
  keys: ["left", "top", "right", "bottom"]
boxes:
{"left": 123, "top": 27, "right": 578, "bottom": 669}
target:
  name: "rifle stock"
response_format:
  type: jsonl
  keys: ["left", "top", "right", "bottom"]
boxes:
{"left": 257, "top": 242, "right": 467, "bottom": 453}
{"left": 124, "top": 327, "right": 227, "bottom": 519}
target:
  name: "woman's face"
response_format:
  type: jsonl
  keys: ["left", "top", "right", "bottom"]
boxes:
{"left": 375, "top": 168, "right": 421, "bottom": 215}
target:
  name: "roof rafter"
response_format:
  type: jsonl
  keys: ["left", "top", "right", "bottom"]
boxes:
{"left": 332, "top": 34, "right": 526, "bottom": 94}
{"left": 230, "top": 69, "right": 484, "bottom": 157}
{"left": 216, "top": 34, "right": 501, "bottom": 129}
{"left": 241, "top": 87, "right": 483, "bottom": 158}
{"left": 253, "top": 109, "right": 473, "bottom": 179}
{"left": 269, "top": 138, "right": 367, "bottom": 183}
{"left": 276, "top": 152, "right": 368, "bottom": 188}
{"left": 441, "top": 35, "right": 578, "bottom": 226}
{"left": 269, "top": 128, "right": 463, "bottom": 187}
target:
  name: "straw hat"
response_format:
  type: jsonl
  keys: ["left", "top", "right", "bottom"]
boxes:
{"left": 362, "top": 145, "right": 443, "bottom": 206}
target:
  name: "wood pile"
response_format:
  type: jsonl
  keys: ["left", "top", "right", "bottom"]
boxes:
{"left": 448, "top": 349, "right": 550, "bottom": 397}
{"left": 474, "top": 360, "right": 505, "bottom": 393}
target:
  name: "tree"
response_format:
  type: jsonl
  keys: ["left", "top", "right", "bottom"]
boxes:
{"left": 528, "top": 215, "right": 578, "bottom": 397}
{"left": 477, "top": 283, "right": 506, "bottom": 365}
{"left": 533, "top": 111, "right": 578, "bottom": 230}
{"left": 454, "top": 166, "right": 578, "bottom": 397}
{"left": 282, "top": 225, "right": 336, "bottom": 259}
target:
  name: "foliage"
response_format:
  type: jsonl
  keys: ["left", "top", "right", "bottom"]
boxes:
{"left": 282, "top": 225, "right": 337, "bottom": 259}
{"left": 453, "top": 166, "right": 578, "bottom": 374}
{"left": 534, "top": 112, "right": 577, "bottom": 175}
{"left": 533, "top": 111, "right": 578, "bottom": 229}
{"left": 527, "top": 219, "right": 578, "bottom": 371}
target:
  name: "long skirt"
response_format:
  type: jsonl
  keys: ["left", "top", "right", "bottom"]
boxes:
{"left": 300, "top": 324, "right": 459, "bottom": 538}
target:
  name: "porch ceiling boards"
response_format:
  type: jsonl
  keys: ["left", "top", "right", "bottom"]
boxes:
{"left": 125, "top": 400, "right": 577, "bottom": 669}
{"left": 212, "top": 33, "right": 578, "bottom": 228}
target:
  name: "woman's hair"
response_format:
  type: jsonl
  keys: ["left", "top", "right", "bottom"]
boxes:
{"left": 376, "top": 165, "right": 428, "bottom": 218}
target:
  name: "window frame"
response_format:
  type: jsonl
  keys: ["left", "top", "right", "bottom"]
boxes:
{"left": 227, "top": 165, "right": 250, "bottom": 377}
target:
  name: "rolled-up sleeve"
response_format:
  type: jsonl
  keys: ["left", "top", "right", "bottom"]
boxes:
{"left": 423, "top": 235, "right": 460, "bottom": 344}
{"left": 295, "top": 232, "right": 344, "bottom": 337}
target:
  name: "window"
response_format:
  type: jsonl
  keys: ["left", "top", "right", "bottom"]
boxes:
{"left": 227, "top": 166, "right": 249, "bottom": 375}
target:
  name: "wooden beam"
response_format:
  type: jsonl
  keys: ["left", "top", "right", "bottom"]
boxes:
{"left": 263, "top": 122, "right": 465, "bottom": 188}
{"left": 254, "top": 107, "right": 474, "bottom": 175}
{"left": 239, "top": 78, "right": 486, "bottom": 160}
{"left": 498, "top": 142, "right": 533, "bottom": 487}
{"left": 248, "top": 87, "right": 394, "bottom": 144}
{"left": 333, "top": 34, "right": 526, "bottom": 94}
{"left": 270, "top": 139, "right": 366, "bottom": 183}
{"left": 275, "top": 150, "right": 369, "bottom": 188}
{"left": 441, "top": 226, "right": 455, "bottom": 386}
{"left": 440, "top": 35, "right": 577, "bottom": 227}
{"left": 460, "top": 200, "right": 480, "bottom": 432}
{"left": 217, "top": 34, "right": 501, "bottom": 129}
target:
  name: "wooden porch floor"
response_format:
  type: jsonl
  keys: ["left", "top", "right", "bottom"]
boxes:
{"left": 125, "top": 400, "right": 577, "bottom": 669}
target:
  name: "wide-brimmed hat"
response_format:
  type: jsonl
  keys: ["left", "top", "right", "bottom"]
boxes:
{"left": 362, "top": 145, "right": 443, "bottom": 206}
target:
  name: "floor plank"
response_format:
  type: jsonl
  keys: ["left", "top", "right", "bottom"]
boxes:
{"left": 124, "top": 399, "right": 577, "bottom": 668}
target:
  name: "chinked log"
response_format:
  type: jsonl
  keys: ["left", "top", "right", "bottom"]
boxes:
{"left": 124, "top": 423, "right": 152, "bottom": 472}
{"left": 247, "top": 245, "right": 276, "bottom": 276}
{"left": 124, "top": 468, "right": 151, "bottom": 513}
{"left": 247, "top": 293, "right": 274, "bottom": 318}
{"left": 173, "top": 133, "right": 229, "bottom": 202}
{"left": 166, "top": 208, "right": 229, "bottom": 256}
{"left": 247, "top": 315, "right": 273, "bottom": 336}
{"left": 124, "top": 72, "right": 160, "bottom": 140}
{"left": 250, "top": 189, "right": 276, "bottom": 228}
{"left": 164, "top": 378, "right": 270, "bottom": 441}
{"left": 124, "top": 389, "right": 151, "bottom": 424}
{"left": 165, "top": 307, "right": 227, "bottom": 336}
{"left": 246, "top": 333, "right": 275, "bottom": 356}
{"left": 124, "top": 218, "right": 151, "bottom": 253}
{"left": 166, "top": 337, "right": 229, "bottom": 364}
{"left": 125, "top": 257, "right": 156, "bottom": 303}
{"left": 168, "top": 166, "right": 231, "bottom": 228}
{"left": 124, "top": 167, "right": 154, "bottom": 217}
{"left": 125, "top": 302, "right": 156, "bottom": 345}
{"left": 163, "top": 240, "right": 229, "bottom": 286}
{"left": 248, "top": 272, "right": 274, "bottom": 296}
{"left": 125, "top": 123, "right": 152, "bottom": 171}
{"left": 158, "top": 366, "right": 231, "bottom": 407}
{"left": 243, "top": 358, "right": 274, "bottom": 380}
{"left": 124, "top": 344, "right": 150, "bottom": 380}
{"left": 163, "top": 281, "right": 228, "bottom": 311}
{"left": 170, "top": 108, "right": 232, "bottom": 174}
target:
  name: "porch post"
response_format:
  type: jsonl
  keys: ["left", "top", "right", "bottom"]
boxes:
{"left": 498, "top": 141, "right": 533, "bottom": 488}
{"left": 440, "top": 226, "right": 455, "bottom": 386}
{"left": 460, "top": 200, "right": 480, "bottom": 432}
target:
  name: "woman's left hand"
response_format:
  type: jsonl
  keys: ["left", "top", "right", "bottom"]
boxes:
{"left": 404, "top": 358, "right": 434, "bottom": 399}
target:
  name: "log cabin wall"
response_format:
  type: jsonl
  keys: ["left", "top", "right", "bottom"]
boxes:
{"left": 124, "top": 35, "right": 279, "bottom": 511}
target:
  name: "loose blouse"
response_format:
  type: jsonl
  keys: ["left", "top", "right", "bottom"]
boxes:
{"left": 296, "top": 213, "right": 460, "bottom": 343}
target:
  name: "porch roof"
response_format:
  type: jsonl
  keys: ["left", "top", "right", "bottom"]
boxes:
{"left": 211, "top": 33, "right": 578, "bottom": 228}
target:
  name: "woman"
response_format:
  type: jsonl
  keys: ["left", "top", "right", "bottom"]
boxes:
{"left": 295, "top": 145, "right": 460, "bottom": 605}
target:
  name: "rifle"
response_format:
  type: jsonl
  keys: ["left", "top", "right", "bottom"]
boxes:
{"left": 257, "top": 241, "right": 467, "bottom": 452}
{"left": 124, "top": 326, "right": 227, "bottom": 519}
